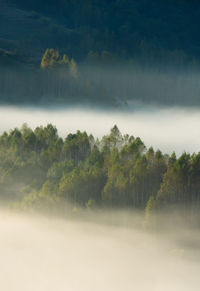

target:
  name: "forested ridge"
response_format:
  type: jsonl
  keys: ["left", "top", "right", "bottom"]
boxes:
{"left": 2, "top": 0, "right": 200, "bottom": 107}
{"left": 0, "top": 123, "right": 200, "bottom": 225}
{"left": 2, "top": 0, "right": 200, "bottom": 65}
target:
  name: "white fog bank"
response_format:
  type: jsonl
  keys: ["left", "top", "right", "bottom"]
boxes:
{"left": 0, "top": 105, "right": 200, "bottom": 155}
{"left": 0, "top": 212, "right": 199, "bottom": 291}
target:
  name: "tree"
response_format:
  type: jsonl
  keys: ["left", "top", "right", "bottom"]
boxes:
{"left": 63, "top": 131, "right": 91, "bottom": 164}
{"left": 41, "top": 48, "right": 60, "bottom": 69}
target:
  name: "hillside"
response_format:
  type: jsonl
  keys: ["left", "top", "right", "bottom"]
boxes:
{"left": 0, "top": 0, "right": 80, "bottom": 65}
{"left": 1, "top": 0, "right": 200, "bottom": 66}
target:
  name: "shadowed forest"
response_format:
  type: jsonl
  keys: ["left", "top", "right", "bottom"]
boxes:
{"left": 2, "top": 1, "right": 200, "bottom": 107}
{"left": 2, "top": 0, "right": 200, "bottom": 64}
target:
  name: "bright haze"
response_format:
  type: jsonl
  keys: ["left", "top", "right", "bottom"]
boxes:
{"left": 0, "top": 105, "right": 199, "bottom": 155}
{"left": 0, "top": 211, "right": 199, "bottom": 291}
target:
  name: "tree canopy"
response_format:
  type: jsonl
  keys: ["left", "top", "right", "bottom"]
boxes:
{"left": 0, "top": 124, "right": 200, "bottom": 227}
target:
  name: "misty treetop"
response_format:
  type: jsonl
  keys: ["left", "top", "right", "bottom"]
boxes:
{"left": 0, "top": 123, "right": 200, "bottom": 224}
{"left": 41, "top": 48, "right": 78, "bottom": 78}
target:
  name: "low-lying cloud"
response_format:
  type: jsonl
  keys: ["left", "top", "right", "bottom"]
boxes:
{"left": 0, "top": 211, "right": 199, "bottom": 291}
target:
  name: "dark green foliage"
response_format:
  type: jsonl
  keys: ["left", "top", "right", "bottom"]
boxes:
{"left": 8, "top": 0, "right": 200, "bottom": 62}
{"left": 63, "top": 131, "right": 91, "bottom": 164}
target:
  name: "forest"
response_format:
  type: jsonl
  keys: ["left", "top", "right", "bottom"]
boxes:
{"left": 2, "top": 1, "right": 200, "bottom": 107}
{"left": 2, "top": 0, "right": 200, "bottom": 66}
{"left": 0, "top": 123, "right": 199, "bottom": 226}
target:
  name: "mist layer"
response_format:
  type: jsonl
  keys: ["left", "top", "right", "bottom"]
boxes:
{"left": 0, "top": 211, "right": 199, "bottom": 291}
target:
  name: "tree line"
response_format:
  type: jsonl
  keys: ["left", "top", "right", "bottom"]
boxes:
{"left": 0, "top": 124, "right": 200, "bottom": 224}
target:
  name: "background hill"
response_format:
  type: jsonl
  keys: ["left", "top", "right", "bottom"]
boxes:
{"left": 1, "top": 0, "right": 200, "bottom": 107}
{"left": 1, "top": 0, "right": 200, "bottom": 66}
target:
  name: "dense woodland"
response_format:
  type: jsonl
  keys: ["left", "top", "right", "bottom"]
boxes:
{"left": 6, "top": 0, "right": 200, "bottom": 64}
{"left": 2, "top": 0, "right": 200, "bottom": 107}
{"left": 0, "top": 124, "right": 200, "bottom": 225}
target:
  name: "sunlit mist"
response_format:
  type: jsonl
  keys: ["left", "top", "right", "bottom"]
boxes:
{"left": 0, "top": 211, "right": 199, "bottom": 291}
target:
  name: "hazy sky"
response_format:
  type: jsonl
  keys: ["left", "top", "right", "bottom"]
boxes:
{"left": 0, "top": 105, "right": 199, "bottom": 155}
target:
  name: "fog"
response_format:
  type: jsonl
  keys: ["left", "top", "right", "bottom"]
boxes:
{"left": 0, "top": 210, "right": 199, "bottom": 291}
{"left": 1, "top": 65, "right": 200, "bottom": 108}
{"left": 0, "top": 105, "right": 199, "bottom": 155}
